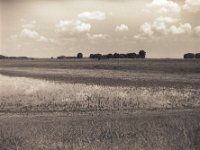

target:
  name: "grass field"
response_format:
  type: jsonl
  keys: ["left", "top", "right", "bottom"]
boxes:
{"left": 0, "top": 58, "right": 200, "bottom": 88}
{"left": 0, "top": 58, "right": 200, "bottom": 149}
{"left": 1, "top": 110, "right": 200, "bottom": 150}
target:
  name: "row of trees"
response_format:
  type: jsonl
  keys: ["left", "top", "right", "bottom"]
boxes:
{"left": 0, "top": 55, "right": 32, "bottom": 59}
{"left": 57, "top": 56, "right": 76, "bottom": 59}
{"left": 56, "top": 50, "right": 146, "bottom": 59}
{"left": 184, "top": 53, "right": 200, "bottom": 59}
{"left": 89, "top": 50, "right": 146, "bottom": 59}
{"left": 57, "top": 53, "right": 83, "bottom": 59}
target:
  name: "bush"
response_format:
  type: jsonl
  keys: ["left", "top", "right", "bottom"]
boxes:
{"left": 184, "top": 53, "right": 195, "bottom": 59}
{"left": 77, "top": 53, "right": 83, "bottom": 59}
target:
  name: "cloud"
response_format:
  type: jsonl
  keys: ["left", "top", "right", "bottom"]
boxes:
{"left": 10, "top": 20, "right": 52, "bottom": 43}
{"left": 78, "top": 11, "right": 106, "bottom": 21}
{"left": 152, "top": 16, "right": 178, "bottom": 34}
{"left": 140, "top": 23, "right": 154, "bottom": 36}
{"left": 20, "top": 28, "right": 39, "bottom": 39}
{"left": 169, "top": 23, "right": 192, "bottom": 34}
{"left": 55, "top": 20, "right": 91, "bottom": 34}
{"left": 146, "top": 0, "right": 181, "bottom": 14}
{"left": 134, "top": 16, "right": 192, "bottom": 39}
{"left": 87, "top": 33, "right": 109, "bottom": 39}
{"left": 19, "top": 28, "right": 52, "bottom": 42}
{"left": 141, "top": 17, "right": 177, "bottom": 36}
{"left": 134, "top": 23, "right": 153, "bottom": 40}
{"left": 115, "top": 24, "right": 129, "bottom": 32}
{"left": 183, "top": 0, "right": 200, "bottom": 12}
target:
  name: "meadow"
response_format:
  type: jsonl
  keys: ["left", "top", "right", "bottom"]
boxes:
{"left": 0, "top": 74, "right": 200, "bottom": 112}
{"left": 0, "top": 58, "right": 200, "bottom": 149}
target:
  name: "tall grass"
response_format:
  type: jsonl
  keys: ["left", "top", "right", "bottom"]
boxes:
{"left": 0, "top": 74, "right": 199, "bottom": 112}
{"left": 0, "top": 109, "right": 200, "bottom": 150}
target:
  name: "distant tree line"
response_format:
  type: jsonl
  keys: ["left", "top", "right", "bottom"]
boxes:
{"left": 56, "top": 50, "right": 146, "bottom": 60}
{"left": 184, "top": 53, "right": 200, "bottom": 59}
{"left": 57, "top": 53, "right": 83, "bottom": 59}
{"left": 90, "top": 50, "right": 146, "bottom": 59}
{"left": 0, "top": 55, "right": 32, "bottom": 59}
{"left": 57, "top": 56, "right": 77, "bottom": 59}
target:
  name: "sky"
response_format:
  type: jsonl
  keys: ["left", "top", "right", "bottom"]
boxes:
{"left": 0, "top": 0, "right": 200, "bottom": 58}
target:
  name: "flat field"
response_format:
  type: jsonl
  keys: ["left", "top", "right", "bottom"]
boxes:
{"left": 0, "top": 58, "right": 200, "bottom": 150}
{"left": 0, "top": 58, "right": 200, "bottom": 88}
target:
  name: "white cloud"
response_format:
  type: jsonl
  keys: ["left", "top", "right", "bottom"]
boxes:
{"left": 134, "top": 23, "right": 153, "bottom": 40}
{"left": 146, "top": 0, "right": 181, "bottom": 14}
{"left": 169, "top": 23, "right": 192, "bottom": 34}
{"left": 183, "top": 0, "right": 200, "bottom": 12}
{"left": 136, "top": 17, "right": 177, "bottom": 39}
{"left": 10, "top": 20, "right": 52, "bottom": 43}
{"left": 87, "top": 33, "right": 109, "bottom": 39}
{"left": 78, "top": 11, "right": 106, "bottom": 21}
{"left": 152, "top": 16, "right": 178, "bottom": 34}
{"left": 56, "top": 20, "right": 91, "bottom": 34}
{"left": 115, "top": 24, "right": 129, "bottom": 32}
{"left": 19, "top": 28, "right": 52, "bottom": 42}
{"left": 135, "top": 16, "right": 192, "bottom": 40}
{"left": 140, "top": 23, "right": 154, "bottom": 36}
{"left": 20, "top": 28, "right": 39, "bottom": 39}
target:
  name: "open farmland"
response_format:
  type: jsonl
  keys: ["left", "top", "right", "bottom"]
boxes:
{"left": 0, "top": 59, "right": 200, "bottom": 150}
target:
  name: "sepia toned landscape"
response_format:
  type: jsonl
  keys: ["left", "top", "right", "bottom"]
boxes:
{"left": 1, "top": 0, "right": 200, "bottom": 149}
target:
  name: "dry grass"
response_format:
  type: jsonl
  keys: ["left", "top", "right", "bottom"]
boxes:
{"left": 0, "top": 110, "right": 200, "bottom": 150}
{"left": 0, "top": 74, "right": 200, "bottom": 112}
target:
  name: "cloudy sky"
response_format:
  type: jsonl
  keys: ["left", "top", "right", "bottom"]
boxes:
{"left": 0, "top": 0, "right": 200, "bottom": 58}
